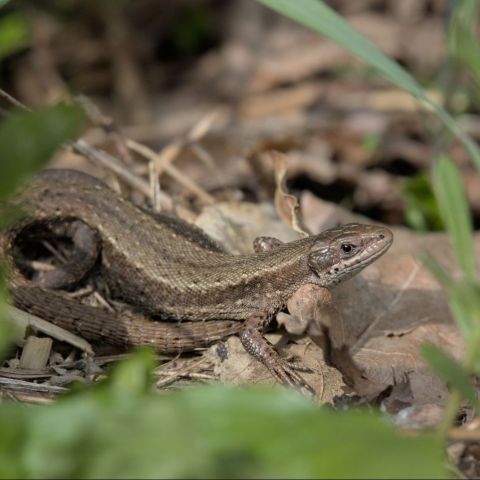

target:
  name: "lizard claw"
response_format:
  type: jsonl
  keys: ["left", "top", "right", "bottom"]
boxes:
{"left": 240, "top": 313, "right": 316, "bottom": 397}
{"left": 268, "top": 358, "right": 316, "bottom": 397}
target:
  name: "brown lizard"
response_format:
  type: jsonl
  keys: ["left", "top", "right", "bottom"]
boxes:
{"left": 1, "top": 169, "right": 393, "bottom": 391}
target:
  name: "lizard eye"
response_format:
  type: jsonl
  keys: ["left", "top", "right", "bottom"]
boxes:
{"left": 341, "top": 243, "right": 355, "bottom": 254}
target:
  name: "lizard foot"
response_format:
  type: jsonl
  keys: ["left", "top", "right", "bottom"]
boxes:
{"left": 239, "top": 312, "right": 315, "bottom": 396}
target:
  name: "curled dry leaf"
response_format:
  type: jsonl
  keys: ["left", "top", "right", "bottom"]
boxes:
{"left": 270, "top": 150, "right": 310, "bottom": 237}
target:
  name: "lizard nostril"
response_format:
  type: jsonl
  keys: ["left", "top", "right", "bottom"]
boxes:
{"left": 378, "top": 233, "right": 385, "bottom": 239}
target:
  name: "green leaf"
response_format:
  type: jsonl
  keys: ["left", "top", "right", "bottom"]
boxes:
{"left": 108, "top": 348, "right": 156, "bottom": 397}
{"left": 419, "top": 252, "right": 454, "bottom": 290}
{"left": 421, "top": 253, "right": 480, "bottom": 339}
{"left": 0, "top": 275, "right": 18, "bottom": 361}
{"left": 0, "top": 12, "right": 29, "bottom": 59}
{"left": 432, "top": 155, "right": 476, "bottom": 281}
{"left": 0, "top": 384, "right": 445, "bottom": 479}
{"left": 0, "top": 401, "right": 28, "bottom": 478}
{"left": 403, "top": 173, "right": 444, "bottom": 232}
{"left": 448, "top": 0, "right": 480, "bottom": 86}
{"left": 0, "top": 104, "right": 84, "bottom": 199}
{"left": 257, "top": 0, "right": 480, "bottom": 170}
{"left": 449, "top": 281, "right": 480, "bottom": 340}
{"left": 422, "top": 343, "right": 479, "bottom": 410}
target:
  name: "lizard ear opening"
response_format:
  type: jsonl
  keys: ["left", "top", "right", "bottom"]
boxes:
{"left": 307, "top": 241, "right": 332, "bottom": 274}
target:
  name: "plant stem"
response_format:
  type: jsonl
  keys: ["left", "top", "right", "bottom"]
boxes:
{"left": 437, "top": 327, "right": 480, "bottom": 442}
{"left": 437, "top": 390, "right": 461, "bottom": 442}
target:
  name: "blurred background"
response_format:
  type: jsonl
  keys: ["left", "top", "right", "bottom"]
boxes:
{"left": 1, "top": 0, "right": 479, "bottom": 232}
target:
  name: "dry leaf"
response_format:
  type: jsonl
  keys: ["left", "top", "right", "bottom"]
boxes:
{"left": 270, "top": 150, "right": 309, "bottom": 237}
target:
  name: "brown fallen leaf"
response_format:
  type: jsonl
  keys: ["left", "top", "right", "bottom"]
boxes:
{"left": 271, "top": 150, "right": 309, "bottom": 237}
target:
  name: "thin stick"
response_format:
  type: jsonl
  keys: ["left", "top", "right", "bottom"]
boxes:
{"left": 154, "top": 109, "right": 220, "bottom": 175}
{"left": 8, "top": 305, "right": 93, "bottom": 354}
{"left": 0, "top": 89, "right": 28, "bottom": 111}
{"left": 148, "top": 160, "right": 162, "bottom": 212}
{"left": 127, "top": 139, "right": 215, "bottom": 205}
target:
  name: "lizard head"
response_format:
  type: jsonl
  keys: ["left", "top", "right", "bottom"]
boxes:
{"left": 307, "top": 223, "right": 393, "bottom": 286}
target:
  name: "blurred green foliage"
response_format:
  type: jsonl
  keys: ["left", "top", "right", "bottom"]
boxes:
{"left": 0, "top": 350, "right": 446, "bottom": 479}
{"left": 432, "top": 155, "right": 475, "bottom": 282}
{"left": 422, "top": 342, "right": 479, "bottom": 412}
{"left": 361, "top": 132, "right": 382, "bottom": 156}
{"left": 0, "top": 275, "right": 15, "bottom": 360}
{"left": 448, "top": 0, "right": 480, "bottom": 87}
{"left": 0, "top": 12, "right": 29, "bottom": 60}
{"left": 403, "top": 173, "right": 444, "bottom": 232}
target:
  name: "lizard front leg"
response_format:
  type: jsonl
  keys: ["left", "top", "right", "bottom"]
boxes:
{"left": 250, "top": 236, "right": 316, "bottom": 394}
{"left": 239, "top": 311, "right": 315, "bottom": 395}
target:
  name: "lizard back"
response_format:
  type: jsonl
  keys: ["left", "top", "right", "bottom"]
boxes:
{"left": 5, "top": 169, "right": 320, "bottom": 320}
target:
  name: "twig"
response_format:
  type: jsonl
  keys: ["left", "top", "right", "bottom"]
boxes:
{"left": 155, "top": 356, "right": 212, "bottom": 388}
{"left": 148, "top": 160, "right": 162, "bottom": 212}
{"left": 70, "top": 141, "right": 196, "bottom": 220}
{"left": 153, "top": 109, "right": 220, "bottom": 176}
{"left": 0, "top": 89, "right": 28, "bottom": 111}
{"left": 127, "top": 139, "right": 215, "bottom": 205}
{"left": 189, "top": 142, "right": 217, "bottom": 172}
{"left": 71, "top": 139, "right": 151, "bottom": 196}
{"left": 0, "top": 376, "right": 67, "bottom": 394}
{"left": 8, "top": 305, "right": 93, "bottom": 354}
{"left": 74, "top": 94, "right": 134, "bottom": 165}
{"left": 92, "top": 291, "right": 115, "bottom": 313}
{"left": 449, "top": 426, "right": 480, "bottom": 441}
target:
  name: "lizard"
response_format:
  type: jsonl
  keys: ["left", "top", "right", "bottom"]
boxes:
{"left": 0, "top": 169, "right": 393, "bottom": 391}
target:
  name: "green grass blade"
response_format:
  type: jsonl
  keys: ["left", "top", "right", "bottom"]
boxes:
{"left": 432, "top": 155, "right": 476, "bottom": 281}
{"left": 422, "top": 343, "right": 479, "bottom": 411}
{"left": 257, "top": 0, "right": 480, "bottom": 170}
{"left": 449, "top": 0, "right": 480, "bottom": 85}
{"left": 420, "top": 253, "right": 480, "bottom": 339}
{"left": 419, "top": 252, "right": 453, "bottom": 290}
